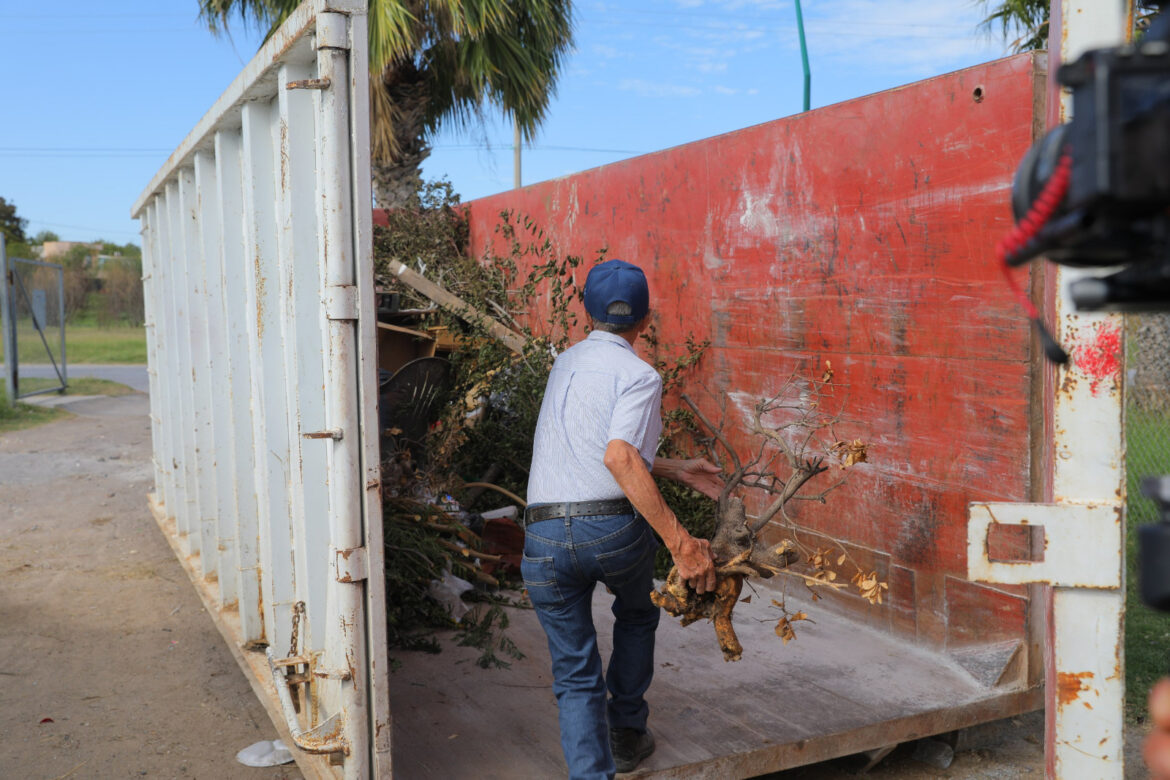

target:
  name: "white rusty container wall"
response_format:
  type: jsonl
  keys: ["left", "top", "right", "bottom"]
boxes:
{"left": 132, "top": 2, "right": 389, "bottom": 777}
{"left": 968, "top": 2, "right": 1130, "bottom": 778}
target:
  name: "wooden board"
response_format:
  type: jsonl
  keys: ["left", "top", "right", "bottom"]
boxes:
{"left": 388, "top": 584, "right": 1041, "bottom": 779}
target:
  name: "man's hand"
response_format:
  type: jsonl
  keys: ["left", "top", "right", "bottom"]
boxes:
{"left": 673, "top": 458, "right": 724, "bottom": 500}
{"left": 652, "top": 456, "right": 724, "bottom": 500}
{"left": 671, "top": 534, "right": 716, "bottom": 594}
{"left": 1146, "top": 678, "right": 1170, "bottom": 778}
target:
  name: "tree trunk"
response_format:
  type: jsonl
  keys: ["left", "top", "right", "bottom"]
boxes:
{"left": 372, "top": 62, "right": 433, "bottom": 210}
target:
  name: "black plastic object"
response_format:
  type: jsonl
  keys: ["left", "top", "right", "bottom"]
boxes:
{"left": 1140, "top": 476, "right": 1170, "bottom": 612}
{"left": 379, "top": 357, "right": 454, "bottom": 457}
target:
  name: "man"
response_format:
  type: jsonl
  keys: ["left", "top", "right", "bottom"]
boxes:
{"left": 523, "top": 258, "right": 721, "bottom": 779}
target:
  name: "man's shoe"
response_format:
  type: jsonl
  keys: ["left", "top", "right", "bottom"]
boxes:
{"left": 610, "top": 726, "right": 656, "bottom": 773}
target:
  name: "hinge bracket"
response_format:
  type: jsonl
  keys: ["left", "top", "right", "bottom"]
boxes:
{"left": 334, "top": 546, "right": 368, "bottom": 582}
{"left": 967, "top": 501, "right": 1122, "bottom": 589}
{"left": 324, "top": 284, "right": 359, "bottom": 321}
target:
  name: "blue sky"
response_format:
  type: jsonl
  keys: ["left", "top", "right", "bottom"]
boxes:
{"left": 0, "top": 1, "right": 1016, "bottom": 246}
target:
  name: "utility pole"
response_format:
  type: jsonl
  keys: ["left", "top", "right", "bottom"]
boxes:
{"left": 513, "top": 116, "right": 522, "bottom": 189}
{"left": 794, "top": 0, "right": 810, "bottom": 111}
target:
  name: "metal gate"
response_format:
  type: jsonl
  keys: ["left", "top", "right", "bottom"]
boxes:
{"left": 0, "top": 236, "right": 68, "bottom": 402}
{"left": 130, "top": 2, "right": 389, "bottom": 778}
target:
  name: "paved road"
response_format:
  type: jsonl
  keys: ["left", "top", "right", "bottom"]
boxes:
{"left": 3, "top": 363, "right": 149, "bottom": 393}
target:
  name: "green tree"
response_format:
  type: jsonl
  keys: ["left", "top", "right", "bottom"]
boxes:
{"left": 198, "top": 0, "right": 573, "bottom": 209}
{"left": 981, "top": 0, "right": 1159, "bottom": 52}
{"left": 32, "top": 230, "right": 59, "bottom": 244}
{"left": 0, "top": 197, "right": 28, "bottom": 245}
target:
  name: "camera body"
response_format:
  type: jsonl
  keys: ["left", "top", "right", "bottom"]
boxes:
{"left": 1009, "top": 27, "right": 1170, "bottom": 310}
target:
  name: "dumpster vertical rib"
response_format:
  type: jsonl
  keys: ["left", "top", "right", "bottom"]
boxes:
{"left": 215, "top": 127, "right": 264, "bottom": 636}
{"left": 260, "top": 93, "right": 299, "bottom": 655}
{"left": 164, "top": 180, "right": 199, "bottom": 543}
{"left": 177, "top": 168, "right": 217, "bottom": 574}
{"left": 189, "top": 159, "right": 221, "bottom": 584}
{"left": 196, "top": 148, "right": 237, "bottom": 599}
{"left": 277, "top": 58, "right": 332, "bottom": 663}
{"left": 153, "top": 192, "right": 181, "bottom": 525}
{"left": 241, "top": 96, "right": 290, "bottom": 647}
{"left": 316, "top": 11, "right": 368, "bottom": 776}
{"left": 139, "top": 206, "right": 166, "bottom": 504}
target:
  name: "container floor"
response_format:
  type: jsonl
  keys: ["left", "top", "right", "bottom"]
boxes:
{"left": 388, "top": 583, "right": 1039, "bottom": 779}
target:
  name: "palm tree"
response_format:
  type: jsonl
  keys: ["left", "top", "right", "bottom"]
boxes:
{"left": 199, "top": 1, "right": 573, "bottom": 208}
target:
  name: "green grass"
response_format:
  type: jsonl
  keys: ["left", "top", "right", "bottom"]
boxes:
{"left": 0, "top": 377, "right": 136, "bottom": 434}
{"left": 20, "top": 377, "right": 136, "bottom": 397}
{"left": 0, "top": 321, "right": 146, "bottom": 364}
{"left": 0, "top": 387, "right": 67, "bottom": 434}
{"left": 1125, "top": 406, "right": 1170, "bottom": 721}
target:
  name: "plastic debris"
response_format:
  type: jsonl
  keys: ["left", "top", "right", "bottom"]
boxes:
{"left": 236, "top": 739, "right": 294, "bottom": 767}
{"left": 427, "top": 569, "right": 475, "bottom": 621}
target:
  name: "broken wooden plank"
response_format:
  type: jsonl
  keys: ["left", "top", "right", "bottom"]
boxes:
{"left": 376, "top": 321, "right": 434, "bottom": 340}
{"left": 383, "top": 258, "right": 527, "bottom": 355}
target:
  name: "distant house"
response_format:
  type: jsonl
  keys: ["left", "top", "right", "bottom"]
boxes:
{"left": 41, "top": 241, "right": 99, "bottom": 261}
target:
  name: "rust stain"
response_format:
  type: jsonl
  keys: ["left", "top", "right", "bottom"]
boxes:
{"left": 1057, "top": 670, "right": 1094, "bottom": 706}
{"left": 254, "top": 251, "right": 266, "bottom": 338}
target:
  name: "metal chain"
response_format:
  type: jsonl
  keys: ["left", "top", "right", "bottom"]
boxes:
{"left": 289, "top": 601, "right": 306, "bottom": 657}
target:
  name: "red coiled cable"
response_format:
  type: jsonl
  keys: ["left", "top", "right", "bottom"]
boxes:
{"left": 998, "top": 150, "right": 1073, "bottom": 319}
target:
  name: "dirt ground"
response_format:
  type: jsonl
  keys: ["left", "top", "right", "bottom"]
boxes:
{"left": 0, "top": 388, "right": 1152, "bottom": 779}
{"left": 0, "top": 393, "right": 301, "bottom": 780}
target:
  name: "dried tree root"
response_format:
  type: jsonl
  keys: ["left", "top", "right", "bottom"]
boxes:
{"left": 652, "top": 496, "right": 794, "bottom": 662}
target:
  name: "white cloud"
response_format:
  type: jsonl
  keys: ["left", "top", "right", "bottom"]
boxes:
{"left": 618, "top": 78, "right": 703, "bottom": 98}
{"left": 796, "top": 0, "right": 1009, "bottom": 74}
{"left": 714, "top": 85, "right": 738, "bottom": 95}
{"left": 697, "top": 62, "right": 729, "bottom": 73}
{"left": 591, "top": 43, "right": 626, "bottom": 60}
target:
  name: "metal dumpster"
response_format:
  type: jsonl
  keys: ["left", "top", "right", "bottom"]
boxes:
{"left": 133, "top": 2, "right": 1117, "bottom": 775}
{"left": 131, "top": 2, "right": 389, "bottom": 778}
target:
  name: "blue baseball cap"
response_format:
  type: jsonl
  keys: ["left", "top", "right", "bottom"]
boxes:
{"left": 583, "top": 259, "right": 649, "bottom": 326}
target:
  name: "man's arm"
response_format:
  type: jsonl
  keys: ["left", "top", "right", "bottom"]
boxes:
{"left": 652, "top": 457, "right": 724, "bottom": 500}
{"left": 604, "top": 439, "right": 717, "bottom": 594}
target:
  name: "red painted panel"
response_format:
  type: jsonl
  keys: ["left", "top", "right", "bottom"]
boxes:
{"left": 460, "top": 54, "right": 1042, "bottom": 647}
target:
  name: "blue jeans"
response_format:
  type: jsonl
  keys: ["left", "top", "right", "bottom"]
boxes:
{"left": 521, "top": 511, "right": 661, "bottom": 780}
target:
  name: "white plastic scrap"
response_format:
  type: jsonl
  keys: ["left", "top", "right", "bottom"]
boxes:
{"left": 428, "top": 569, "right": 475, "bottom": 621}
{"left": 236, "top": 739, "right": 294, "bottom": 767}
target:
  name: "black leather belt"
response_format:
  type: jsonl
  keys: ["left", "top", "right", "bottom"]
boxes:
{"left": 523, "top": 498, "right": 634, "bottom": 527}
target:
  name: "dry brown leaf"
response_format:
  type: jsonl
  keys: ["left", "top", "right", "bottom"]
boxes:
{"left": 837, "top": 553, "right": 847, "bottom": 566}
{"left": 821, "top": 360, "right": 834, "bottom": 383}
{"left": 740, "top": 595, "right": 752, "bottom": 604}
{"left": 830, "top": 439, "right": 869, "bottom": 469}
{"left": 775, "top": 617, "right": 797, "bottom": 644}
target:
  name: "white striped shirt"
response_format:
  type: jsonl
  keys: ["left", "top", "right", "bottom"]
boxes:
{"left": 527, "top": 330, "right": 663, "bottom": 504}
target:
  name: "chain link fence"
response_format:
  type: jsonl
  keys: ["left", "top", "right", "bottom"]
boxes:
{"left": 1, "top": 244, "right": 67, "bottom": 400}
{"left": 1127, "top": 314, "right": 1170, "bottom": 525}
